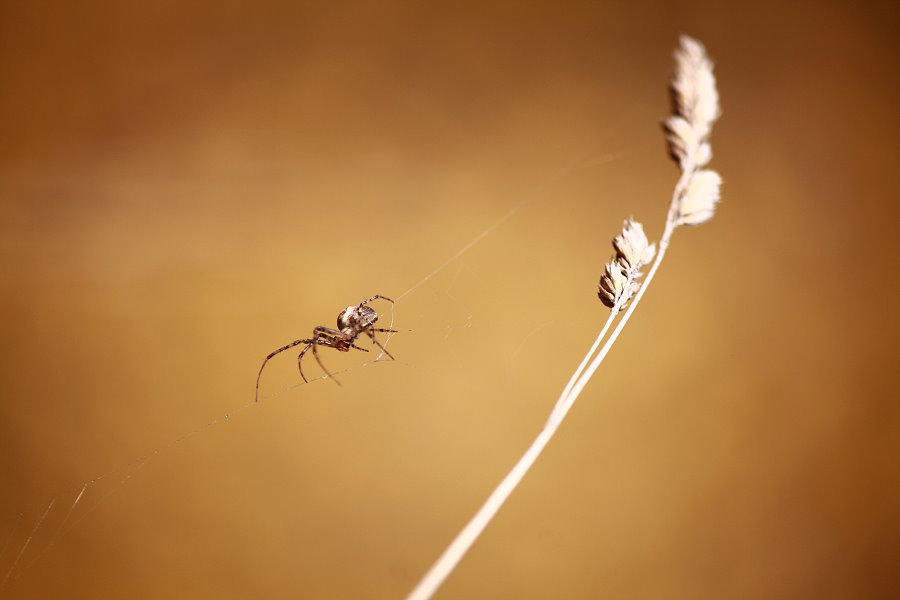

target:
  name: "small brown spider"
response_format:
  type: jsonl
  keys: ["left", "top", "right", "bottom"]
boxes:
{"left": 255, "top": 295, "right": 397, "bottom": 401}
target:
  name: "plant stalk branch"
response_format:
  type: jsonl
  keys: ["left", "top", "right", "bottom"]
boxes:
{"left": 405, "top": 310, "right": 618, "bottom": 600}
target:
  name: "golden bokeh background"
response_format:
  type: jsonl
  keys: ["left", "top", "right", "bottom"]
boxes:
{"left": 1, "top": 1, "right": 897, "bottom": 598}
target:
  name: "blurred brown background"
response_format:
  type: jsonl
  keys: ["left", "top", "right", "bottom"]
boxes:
{"left": 1, "top": 1, "right": 898, "bottom": 598}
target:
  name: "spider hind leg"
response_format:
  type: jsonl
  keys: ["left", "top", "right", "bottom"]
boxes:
{"left": 310, "top": 326, "right": 346, "bottom": 386}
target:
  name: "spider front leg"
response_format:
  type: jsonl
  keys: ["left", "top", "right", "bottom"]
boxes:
{"left": 255, "top": 337, "right": 315, "bottom": 402}
{"left": 359, "top": 294, "right": 394, "bottom": 308}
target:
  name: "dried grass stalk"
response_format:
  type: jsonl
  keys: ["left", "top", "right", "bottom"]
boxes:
{"left": 406, "top": 35, "right": 722, "bottom": 600}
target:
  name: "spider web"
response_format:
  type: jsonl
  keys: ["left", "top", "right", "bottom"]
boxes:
{"left": 0, "top": 145, "right": 631, "bottom": 593}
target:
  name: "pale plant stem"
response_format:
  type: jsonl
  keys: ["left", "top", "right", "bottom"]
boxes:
{"left": 406, "top": 312, "right": 620, "bottom": 600}
{"left": 406, "top": 425, "right": 551, "bottom": 600}
{"left": 408, "top": 160, "right": 697, "bottom": 599}
{"left": 559, "top": 154, "right": 697, "bottom": 415}
{"left": 556, "top": 309, "right": 619, "bottom": 414}
{"left": 561, "top": 220, "right": 673, "bottom": 411}
{"left": 407, "top": 222, "right": 677, "bottom": 600}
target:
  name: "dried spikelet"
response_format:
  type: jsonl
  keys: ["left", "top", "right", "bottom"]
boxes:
{"left": 613, "top": 218, "right": 656, "bottom": 268}
{"left": 665, "top": 35, "right": 720, "bottom": 171}
{"left": 670, "top": 35, "right": 720, "bottom": 142}
{"left": 664, "top": 35, "right": 723, "bottom": 227}
{"left": 598, "top": 218, "right": 655, "bottom": 309}
{"left": 678, "top": 169, "right": 722, "bottom": 226}
{"left": 663, "top": 115, "right": 695, "bottom": 166}
{"left": 598, "top": 260, "right": 627, "bottom": 309}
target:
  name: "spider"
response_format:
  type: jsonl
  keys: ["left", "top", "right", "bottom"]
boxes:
{"left": 255, "top": 294, "right": 397, "bottom": 401}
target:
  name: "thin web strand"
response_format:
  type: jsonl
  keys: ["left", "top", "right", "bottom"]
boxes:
{"left": 0, "top": 514, "right": 23, "bottom": 564}
{"left": 0, "top": 499, "right": 55, "bottom": 590}
{"left": 396, "top": 151, "right": 622, "bottom": 304}
{"left": 20, "top": 484, "right": 88, "bottom": 575}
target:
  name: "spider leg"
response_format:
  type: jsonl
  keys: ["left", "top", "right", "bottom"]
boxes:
{"left": 296, "top": 342, "right": 314, "bottom": 383}
{"left": 298, "top": 335, "right": 369, "bottom": 383}
{"left": 311, "top": 326, "right": 346, "bottom": 386}
{"left": 358, "top": 294, "right": 394, "bottom": 307}
{"left": 256, "top": 338, "right": 315, "bottom": 402}
{"left": 365, "top": 329, "right": 395, "bottom": 360}
{"left": 357, "top": 296, "right": 397, "bottom": 359}
{"left": 297, "top": 328, "right": 339, "bottom": 383}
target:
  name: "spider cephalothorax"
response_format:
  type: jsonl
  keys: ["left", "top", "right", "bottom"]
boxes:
{"left": 255, "top": 295, "right": 396, "bottom": 401}
{"left": 337, "top": 304, "right": 378, "bottom": 335}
